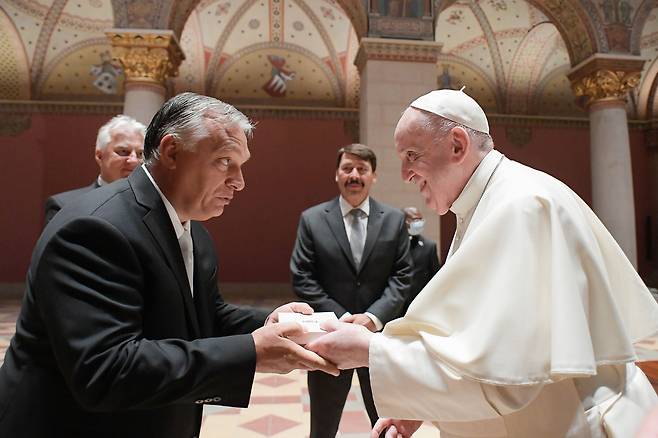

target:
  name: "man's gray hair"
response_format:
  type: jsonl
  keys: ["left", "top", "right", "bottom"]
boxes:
{"left": 143, "top": 92, "right": 254, "bottom": 166}
{"left": 418, "top": 111, "right": 494, "bottom": 151}
{"left": 95, "top": 115, "right": 146, "bottom": 150}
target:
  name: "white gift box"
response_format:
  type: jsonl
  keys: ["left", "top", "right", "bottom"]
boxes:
{"left": 278, "top": 311, "right": 338, "bottom": 344}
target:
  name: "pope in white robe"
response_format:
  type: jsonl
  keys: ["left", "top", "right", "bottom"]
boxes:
{"left": 307, "top": 89, "right": 658, "bottom": 438}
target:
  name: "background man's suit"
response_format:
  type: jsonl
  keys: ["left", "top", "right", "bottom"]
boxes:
{"left": 290, "top": 196, "right": 412, "bottom": 438}
{"left": 0, "top": 167, "right": 267, "bottom": 438}
{"left": 403, "top": 234, "right": 441, "bottom": 313}
{"left": 44, "top": 180, "right": 100, "bottom": 224}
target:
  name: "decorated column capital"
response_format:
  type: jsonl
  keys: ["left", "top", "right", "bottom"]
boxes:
{"left": 354, "top": 37, "right": 442, "bottom": 74}
{"left": 567, "top": 53, "right": 645, "bottom": 109}
{"left": 106, "top": 29, "right": 185, "bottom": 88}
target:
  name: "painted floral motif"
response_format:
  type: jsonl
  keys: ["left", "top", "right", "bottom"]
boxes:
{"left": 488, "top": 0, "right": 508, "bottom": 12}
{"left": 321, "top": 6, "right": 335, "bottom": 20}
{"left": 446, "top": 9, "right": 464, "bottom": 24}
{"left": 216, "top": 1, "right": 231, "bottom": 16}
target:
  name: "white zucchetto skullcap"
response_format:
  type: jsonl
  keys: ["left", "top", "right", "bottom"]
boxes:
{"left": 410, "top": 88, "right": 490, "bottom": 134}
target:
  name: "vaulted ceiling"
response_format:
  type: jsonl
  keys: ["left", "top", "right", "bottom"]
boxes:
{"left": 0, "top": 0, "right": 657, "bottom": 117}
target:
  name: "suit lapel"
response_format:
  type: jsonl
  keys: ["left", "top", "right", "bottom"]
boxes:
{"left": 324, "top": 198, "right": 358, "bottom": 271}
{"left": 360, "top": 198, "right": 384, "bottom": 272}
{"left": 130, "top": 168, "right": 201, "bottom": 338}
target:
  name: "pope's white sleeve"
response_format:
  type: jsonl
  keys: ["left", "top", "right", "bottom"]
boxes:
{"left": 369, "top": 333, "right": 543, "bottom": 422}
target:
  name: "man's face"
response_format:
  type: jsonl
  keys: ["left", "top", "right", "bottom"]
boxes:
{"left": 171, "top": 119, "right": 249, "bottom": 222}
{"left": 95, "top": 129, "right": 144, "bottom": 182}
{"left": 394, "top": 109, "right": 458, "bottom": 215}
{"left": 335, "top": 153, "right": 376, "bottom": 206}
{"left": 404, "top": 208, "right": 423, "bottom": 226}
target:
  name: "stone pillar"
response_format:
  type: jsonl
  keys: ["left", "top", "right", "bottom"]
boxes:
{"left": 568, "top": 54, "right": 644, "bottom": 268}
{"left": 355, "top": 37, "right": 442, "bottom": 246}
{"left": 107, "top": 29, "right": 184, "bottom": 125}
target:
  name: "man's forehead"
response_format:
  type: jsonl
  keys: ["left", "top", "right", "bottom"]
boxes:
{"left": 110, "top": 129, "right": 143, "bottom": 144}
{"left": 340, "top": 153, "right": 370, "bottom": 166}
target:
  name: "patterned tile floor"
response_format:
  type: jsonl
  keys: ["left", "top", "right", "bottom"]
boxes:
{"left": 5, "top": 294, "right": 658, "bottom": 437}
{"left": 0, "top": 296, "right": 438, "bottom": 437}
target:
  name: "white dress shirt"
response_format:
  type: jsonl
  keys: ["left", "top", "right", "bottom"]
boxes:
{"left": 142, "top": 165, "right": 194, "bottom": 295}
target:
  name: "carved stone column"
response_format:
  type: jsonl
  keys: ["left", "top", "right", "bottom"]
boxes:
{"left": 356, "top": 37, "right": 442, "bottom": 246}
{"left": 568, "top": 54, "right": 644, "bottom": 268}
{"left": 107, "top": 29, "right": 184, "bottom": 125}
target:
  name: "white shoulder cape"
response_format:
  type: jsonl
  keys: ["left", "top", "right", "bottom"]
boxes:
{"left": 384, "top": 158, "right": 658, "bottom": 385}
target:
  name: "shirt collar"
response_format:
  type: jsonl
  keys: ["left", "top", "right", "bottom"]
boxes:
{"left": 97, "top": 175, "right": 109, "bottom": 186}
{"left": 339, "top": 195, "right": 370, "bottom": 217}
{"left": 141, "top": 164, "right": 190, "bottom": 239}
{"left": 450, "top": 149, "right": 503, "bottom": 217}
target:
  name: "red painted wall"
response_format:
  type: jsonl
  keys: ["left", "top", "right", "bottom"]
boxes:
{"left": 0, "top": 113, "right": 106, "bottom": 282}
{"left": 204, "top": 118, "right": 352, "bottom": 282}
{"left": 0, "top": 113, "right": 352, "bottom": 283}
{"left": 0, "top": 114, "right": 653, "bottom": 282}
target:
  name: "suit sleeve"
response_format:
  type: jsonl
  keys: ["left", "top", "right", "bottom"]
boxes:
{"left": 429, "top": 240, "right": 441, "bottom": 275}
{"left": 35, "top": 216, "right": 257, "bottom": 412}
{"left": 365, "top": 215, "right": 413, "bottom": 324}
{"left": 214, "top": 288, "right": 269, "bottom": 335}
{"left": 290, "top": 213, "right": 348, "bottom": 316}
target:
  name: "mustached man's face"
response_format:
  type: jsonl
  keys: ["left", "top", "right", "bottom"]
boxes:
{"left": 335, "top": 153, "right": 376, "bottom": 207}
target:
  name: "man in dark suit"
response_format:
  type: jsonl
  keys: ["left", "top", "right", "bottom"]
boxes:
{"left": 0, "top": 93, "right": 337, "bottom": 438}
{"left": 290, "top": 143, "right": 412, "bottom": 438}
{"left": 44, "top": 114, "right": 146, "bottom": 224}
{"left": 402, "top": 207, "right": 441, "bottom": 313}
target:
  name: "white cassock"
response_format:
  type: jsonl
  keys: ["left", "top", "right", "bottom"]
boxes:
{"left": 369, "top": 149, "right": 658, "bottom": 438}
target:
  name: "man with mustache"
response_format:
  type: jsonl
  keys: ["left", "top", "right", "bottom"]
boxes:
{"left": 44, "top": 114, "right": 146, "bottom": 224}
{"left": 290, "top": 143, "right": 412, "bottom": 438}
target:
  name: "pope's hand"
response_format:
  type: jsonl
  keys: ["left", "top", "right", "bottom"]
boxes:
{"left": 305, "top": 320, "right": 373, "bottom": 369}
{"left": 264, "top": 302, "right": 314, "bottom": 325}
{"left": 252, "top": 322, "right": 339, "bottom": 376}
{"left": 372, "top": 418, "right": 423, "bottom": 438}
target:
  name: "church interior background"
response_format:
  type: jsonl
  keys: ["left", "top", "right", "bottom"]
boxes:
{"left": 0, "top": 0, "right": 658, "bottom": 436}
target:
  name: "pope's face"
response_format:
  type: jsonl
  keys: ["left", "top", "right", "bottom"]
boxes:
{"left": 170, "top": 119, "right": 249, "bottom": 222}
{"left": 394, "top": 109, "right": 459, "bottom": 215}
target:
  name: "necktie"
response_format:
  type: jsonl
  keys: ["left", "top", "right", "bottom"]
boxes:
{"left": 349, "top": 208, "right": 366, "bottom": 266}
{"left": 179, "top": 225, "right": 194, "bottom": 296}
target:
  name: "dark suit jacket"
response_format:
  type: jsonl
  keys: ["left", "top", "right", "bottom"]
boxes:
{"left": 0, "top": 167, "right": 266, "bottom": 438}
{"left": 44, "top": 180, "right": 100, "bottom": 224}
{"left": 403, "top": 235, "right": 441, "bottom": 313}
{"left": 290, "top": 197, "right": 412, "bottom": 325}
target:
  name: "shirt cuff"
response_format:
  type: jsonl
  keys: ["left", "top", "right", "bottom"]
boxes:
{"left": 365, "top": 312, "right": 384, "bottom": 331}
{"left": 339, "top": 312, "right": 351, "bottom": 321}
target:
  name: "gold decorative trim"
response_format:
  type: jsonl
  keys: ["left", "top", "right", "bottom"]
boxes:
{"left": 106, "top": 29, "right": 185, "bottom": 87}
{"left": 0, "top": 100, "right": 123, "bottom": 114}
{"left": 1, "top": 101, "right": 655, "bottom": 132}
{"left": 354, "top": 37, "right": 442, "bottom": 74}
{"left": 236, "top": 105, "right": 359, "bottom": 121}
{"left": 568, "top": 54, "right": 645, "bottom": 108}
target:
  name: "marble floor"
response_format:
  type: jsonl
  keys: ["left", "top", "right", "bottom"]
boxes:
{"left": 4, "top": 294, "right": 658, "bottom": 437}
{"left": 0, "top": 296, "right": 439, "bottom": 437}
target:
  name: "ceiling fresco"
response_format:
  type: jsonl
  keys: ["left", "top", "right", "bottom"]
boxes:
{"left": 0, "top": 0, "right": 656, "bottom": 117}
{"left": 436, "top": 0, "right": 582, "bottom": 115}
